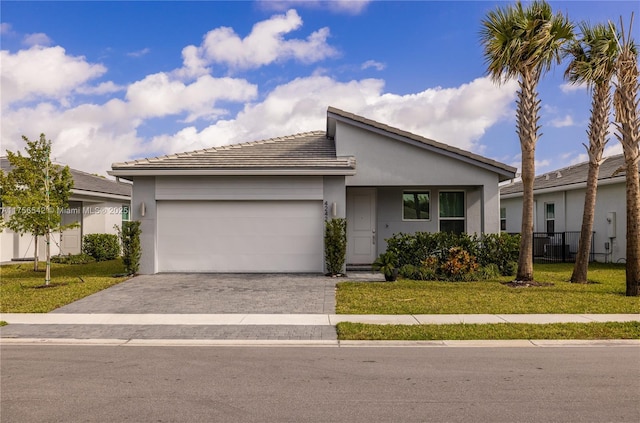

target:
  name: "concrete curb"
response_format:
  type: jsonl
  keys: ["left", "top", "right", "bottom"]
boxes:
{"left": 2, "top": 338, "right": 639, "bottom": 348}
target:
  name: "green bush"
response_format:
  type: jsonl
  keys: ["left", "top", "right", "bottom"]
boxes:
{"left": 51, "top": 253, "right": 96, "bottom": 265}
{"left": 118, "top": 221, "right": 141, "bottom": 275}
{"left": 82, "top": 233, "right": 120, "bottom": 261}
{"left": 385, "top": 232, "right": 520, "bottom": 281}
{"left": 325, "top": 218, "right": 347, "bottom": 275}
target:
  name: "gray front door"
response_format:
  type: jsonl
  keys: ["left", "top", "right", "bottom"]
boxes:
{"left": 346, "top": 188, "right": 377, "bottom": 264}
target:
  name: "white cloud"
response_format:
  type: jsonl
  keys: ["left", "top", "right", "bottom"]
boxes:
{"left": 186, "top": 9, "right": 337, "bottom": 71}
{"left": 0, "top": 23, "right": 13, "bottom": 35}
{"left": 1, "top": 46, "right": 106, "bottom": 107}
{"left": 76, "top": 81, "right": 125, "bottom": 96}
{"left": 549, "top": 115, "right": 575, "bottom": 128}
{"left": 126, "top": 73, "right": 257, "bottom": 121}
{"left": 361, "top": 60, "right": 385, "bottom": 71}
{"left": 560, "top": 82, "right": 586, "bottom": 93}
{"left": 127, "top": 48, "right": 150, "bottom": 58}
{"left": 23, "top": 32, "right": 52, "bottom": 47}
{"left": 1, "top": 15, "right": 517, "bottom": 178}
{"left": 147, "top": 75, "right": 518, "bottom": 159}
{"left": 259, "top": 1, "right": 370, "bottom": 14}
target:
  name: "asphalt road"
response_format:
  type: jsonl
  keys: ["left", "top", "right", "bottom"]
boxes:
{"left": 1, "top": 345, "right": 638, "bottom": 423}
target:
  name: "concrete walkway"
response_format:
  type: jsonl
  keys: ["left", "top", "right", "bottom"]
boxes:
{"left": 2, "top": 312, "right": 639, "bottom": 325}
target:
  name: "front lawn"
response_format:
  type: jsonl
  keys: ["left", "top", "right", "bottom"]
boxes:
{"left": 0, "top": 260, "right": 130, "bottom": 313}
{"left": 337, "top": 321, "right": 640, "bottom": 340}
{"left": 337, "top": 263, "right": 639, "bottom": 314}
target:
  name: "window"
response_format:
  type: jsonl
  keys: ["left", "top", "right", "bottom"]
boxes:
{"left": 403, "top": 191, "right": 430, "bottom": 220}
{"left": 500, "top": 207, "right": 506, "bottom": 231}
{"left": 439, "top": 191, "right": 465, "bottom": 234}
{"left": 545, "top": 203, "right": 555, "bottom": 234}
{"left": 122, "top": 205, "right": 130, "bottom": 222}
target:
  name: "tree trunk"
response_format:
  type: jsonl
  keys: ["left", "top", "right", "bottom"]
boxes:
{"left": 45, "top": 231, "right": 51, "bottom": 286}
{"left": 571, "top": 161, "right": 600, "bottom": 283}
{"left": 572, "top": 82, "right": 610, "bottom": 283}
{"left": 33, "top": 235, "right": 39, "bottom": 272}
{"left": 515, "top": 71, "right": 540, "bottom": 282}
{"left": 625, "top": 157, "right": 640, "bottom": 296}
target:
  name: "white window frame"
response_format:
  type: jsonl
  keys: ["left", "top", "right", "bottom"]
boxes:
{"left": 438, "top": 190, "right": 466, "bottom": 233}
{"left": 402, "top": 190, "right": 431, "bottom": 221}
{"left": 545, "top": 202, "right": 555, "bottom": 235}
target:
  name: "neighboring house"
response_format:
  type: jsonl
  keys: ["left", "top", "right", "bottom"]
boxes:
{"left": 500, "top": 154, "right": 631, "bottom": 263}
{"left": 1, "top": 157, "right": 132, "bottom": 262}
{"left": 110, "top": 107, "right": 516, "bottom": 274}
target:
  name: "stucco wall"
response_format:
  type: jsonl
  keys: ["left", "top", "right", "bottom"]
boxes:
{"left": 336, "top": 122, "right": 502, "bottom": 235}
{"left": 500, "top": 181, "right": 626, "bottom": 263}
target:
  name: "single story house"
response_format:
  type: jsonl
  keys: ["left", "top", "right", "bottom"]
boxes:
{"left": 110, "top": 107, "right": 516, "bottom": 274}
{"left": 500, "top": 154, "right": 631, "bottom": 263}
{"left": 1, "top": 157, "right": 132, "bottom": 262}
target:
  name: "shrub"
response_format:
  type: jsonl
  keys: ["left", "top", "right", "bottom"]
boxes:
{"left": 440, "top": 247, "right": 479, "bottom": 281}
{"left": 475, "top": 233, "right": 520, "bottom": 276}
{"left": 82, "top": 233, "right": 120, "bottom": 261}
{"left": 324, "top": 218, "right": 347, "bottom": 275}
{"left": 51, "top": 253, "right": 96, "bottom": 265}
{"left": 117, "top": 221, "right": 141, "bottom": 275}
{"left": 386, "top": 231, "right": 520, "bottom": 277}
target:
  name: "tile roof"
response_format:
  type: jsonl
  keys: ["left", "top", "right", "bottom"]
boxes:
{"left": 326, "top": 106, "right": 517, "bottom": 178}
{"left": 111, "top": 131, "right": 355, "bottom": 172}
{"left": 500, "top": 154, "right": 628, "bottom": 195}
{"left": 1, "top": 157, "right": 131, "bottom": 198}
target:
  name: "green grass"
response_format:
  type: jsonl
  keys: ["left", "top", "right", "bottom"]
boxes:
{"left": 337, "top": 263, "right": 639, "bottom": 314}
{"left": 0, "top": 260, "right": 130, "bottom": 313}
{"left": 336, "top": 321, "right": 640, "bottom": 340}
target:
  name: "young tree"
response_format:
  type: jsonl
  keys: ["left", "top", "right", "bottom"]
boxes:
{"left": 612, "top": 16, "right": 640, "bottom": 296}
{"left": 1, "top": 134, "right": 73, "bottom": 282}
{"left": 564, "top": 22, "right": 620, "bottom": 284}
{"left": 480, "top": 1, "right": 574, "bottom": 282}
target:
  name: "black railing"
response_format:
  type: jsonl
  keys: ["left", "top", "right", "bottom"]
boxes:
{"left": 532, "top": 232, "right": 595, "bottom": 263}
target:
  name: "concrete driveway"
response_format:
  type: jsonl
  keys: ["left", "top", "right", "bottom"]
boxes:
{"left": 52, "top": 273, "right": 337, "bottom": 314}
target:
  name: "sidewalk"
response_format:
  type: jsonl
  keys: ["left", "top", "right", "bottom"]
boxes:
{"left": 2, "top": 313, "right": 640, "bottom": 325}
{"left": 2, "top": 313, "right": 638, "bottom": 345}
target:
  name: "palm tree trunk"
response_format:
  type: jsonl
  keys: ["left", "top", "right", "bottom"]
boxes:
{"left": 625, "top": 157, "right": 640, "bottom": 296}
{"left": 571, "top": 161, "right": 600, "bottom": 283}
{"left": 515, "top": 72, "right": 539, "bottom": 282}
{"left": 571, "top": 83, "right": 610, "bottom": 283}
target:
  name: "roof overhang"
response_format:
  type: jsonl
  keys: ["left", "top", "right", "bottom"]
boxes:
{"left": 109, "top": 167, "right": 357, "bottom": 180}
{"left": 70, "top": 188, "right": 131, "bottom": 202}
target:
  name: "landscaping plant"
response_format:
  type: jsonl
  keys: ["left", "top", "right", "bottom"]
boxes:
{"left": 324, "top": 218, "right": 347, "bottom": 276}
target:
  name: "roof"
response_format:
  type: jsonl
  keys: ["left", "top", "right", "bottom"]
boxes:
{"left": 500, "top": 154, "right": 628, "bottom": 196}
{"left": 110, "top": 107, "right": 516, "bottom": 180}
{"left": 110, "top": 130, "right": 356, "bottom": 177}
{"left": 326, "top": 106, "right": 517, "bottom": 181}
{"left": 1, "top": 157, "right": 131, "bottom": 198}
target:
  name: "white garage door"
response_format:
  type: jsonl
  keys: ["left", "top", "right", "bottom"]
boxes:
{"left": 157, "top": 201, "right": 324, "bottom": 273}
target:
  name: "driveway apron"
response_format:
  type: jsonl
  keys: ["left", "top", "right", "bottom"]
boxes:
{"left": 2, "top": 274, "right": 340, "bottom": 341}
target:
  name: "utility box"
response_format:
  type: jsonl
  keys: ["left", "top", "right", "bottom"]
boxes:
{"left": 606, "top": 212, "right": 616, "bottom": 238}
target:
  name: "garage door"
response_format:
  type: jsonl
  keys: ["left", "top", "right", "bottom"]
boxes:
{"left": 157, "top": 201, "right": 324, "bottom": 272}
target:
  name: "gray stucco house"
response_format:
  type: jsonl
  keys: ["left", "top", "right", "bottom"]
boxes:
{"left": 110, "top": 107, "right": 516, "bottom": 274}
{"left": 1, "top": 157, "right": 132, "bottom": 262}
{"left": 500, "top": 154, "right": 630, "bottom": 263}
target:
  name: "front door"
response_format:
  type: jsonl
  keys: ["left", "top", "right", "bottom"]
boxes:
{"left": 346, "top": 188, "right": 377, "bottom": 265}
{"left": 60, "top": 201, "right": 82, "bottom": 255}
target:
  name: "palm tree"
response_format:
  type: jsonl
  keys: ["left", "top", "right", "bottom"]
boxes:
{"left": 612, "top": 16, "right": 640, "bottom": 296}
{"left": 565, "top": 22, "right": 619, "bottom": 284}
{"left": 480, "top": 1, "right": 574, "bottom": 282}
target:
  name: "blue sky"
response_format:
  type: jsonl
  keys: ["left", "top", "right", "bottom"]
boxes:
{"left": 1, "top": 0, "right": 638, "bottom": 176}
